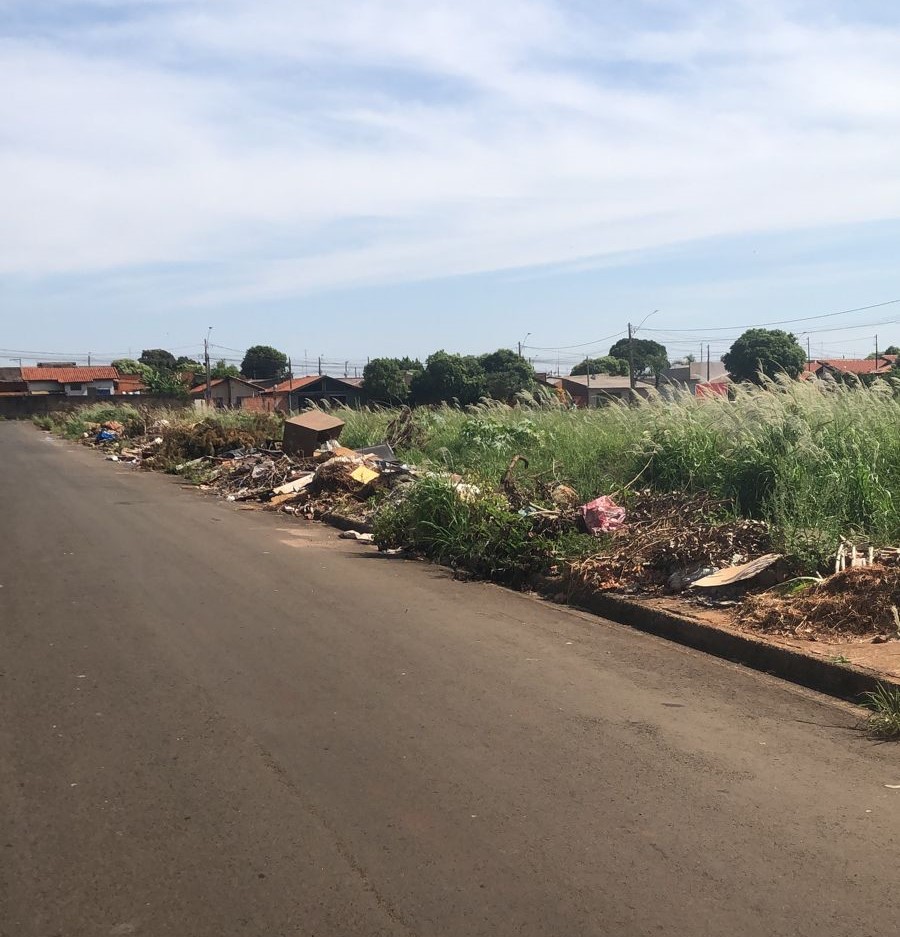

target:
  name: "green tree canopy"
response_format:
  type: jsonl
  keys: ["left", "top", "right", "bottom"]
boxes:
{"left": 175, "top": 356, "right": 203, "bottom": 371}
{"left": 241, "top": 345, "right": 288, "bottom": 380}
{"left": 363, "top": 358, "right": 410, "bottom": 403}
{"left": 210, "top": 360, "right": 240, "bottom": 379}
{"left": 409, "top": 351, "right": 485, "bottom": 405}
{"left": 139, "top": 349, "right": 177, "bottom": 372}
{"left": 143, "top": 368, "right": 189, "bottom": 399}
{"left": 111, "top": 358, "right": 154, "bottom": 379}
{"left": 477, "top": 348, "right": 535, "bottom": 400}
{"left": 570, "top": 356, "right": 628, "bottom": 377}
{"left": 869, "top": 345, "right": 900, "bottom": 358}
{"left": 394, "top": 356, "right": 423, "bottom": 372}
{"left": 722, "top": 329, "right": 806, "bottom": 383}
{"left": 607, "top": 338, "right": 669, "bottom": 376}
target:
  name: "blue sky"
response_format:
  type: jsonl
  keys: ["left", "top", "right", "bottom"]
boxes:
{"left": 3, "top": 0, "right": 900, "bottom": 372}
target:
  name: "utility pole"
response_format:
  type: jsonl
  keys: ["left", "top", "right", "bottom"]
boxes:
{"left": 807, "top": 336, "right": 811, "bottom": 366}
{"left": 875, "top": 334, "right": 879, "bottom": 367}
{"left": 706, "top": 344, "right": 710, "bottom": 381}
{"left": 87, "top": 352, "right": 91, "bottom": 366}
{"left": 204, "top": 326, "right": 212, "bottom": 406}
{"left": 318, "top": 356, "right": 322, "bottom": 376}
{"left": 627, "top": 322, "right": 635, "bottom": 389}
{"left": 288, "top": 357, "right": 293, "bottom": 381}
{"left": 344, "top": 360, "right": 349, "bottom": 378}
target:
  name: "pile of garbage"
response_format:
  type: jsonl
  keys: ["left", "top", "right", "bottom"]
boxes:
{"left": 180, "top": 439, "right": 415, "bottom": 528}
{"left": 739, "top": 549, "right": 900, "bottom": 641}
{"left": 568, "top": 489, "right": 775, "bottom": 595}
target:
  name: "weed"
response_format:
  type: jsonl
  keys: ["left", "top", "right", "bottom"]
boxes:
{"left": 862, "top": 683, "right": 900, "bottom": 740}
{"left": 373, "top": 475, "right": 556, "bottom": 586}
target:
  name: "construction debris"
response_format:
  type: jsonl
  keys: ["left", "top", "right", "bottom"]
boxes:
{"left": 740, "top": 564, "right": 900, "bottom": 639}
{"left": 569, "top": 490, "right": 773, "bottom": 593}
{"left": 282, "top": 411, "right": 345, "bottom": 457}
{"left": 692, "top": 553, "right": 784, "bottom": 588}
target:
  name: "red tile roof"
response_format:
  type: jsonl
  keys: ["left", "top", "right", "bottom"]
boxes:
{"left": 21, "top": 366, "right": 118, "bottom": 383}
{"left": 809, "top": 357, "right": 895, "bottom": 376}
{"left": 190, "top": 376, "right": 261, "bottom": 395}
{"left": 267, "top": 375, "right": 325, "bottom": 394}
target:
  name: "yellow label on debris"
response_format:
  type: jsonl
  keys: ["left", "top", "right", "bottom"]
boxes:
{"left": 350, "top": 465, "right": 379, "bottom": 485}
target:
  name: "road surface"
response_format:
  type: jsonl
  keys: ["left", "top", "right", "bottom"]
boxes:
{"left": 2, "top": 421, "right": 898, "bottom": 936}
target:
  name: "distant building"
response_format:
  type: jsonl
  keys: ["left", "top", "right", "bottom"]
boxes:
{"left": 661, "top": 361, "right": 729, "bottom": 394}
{"left": 554, "top": 374, "right": 654, "bottom": 407}
{"left": 21, "top": 366, "right": 119, "bottom": 396}
{"left": 190, "top": 376, "right": 262, "bottom": 409}
{"left": 805, "top": 356, "right": 896, "bottom": 380}
{"left": 248, "top": 375, "right": 365, "bottom": 412}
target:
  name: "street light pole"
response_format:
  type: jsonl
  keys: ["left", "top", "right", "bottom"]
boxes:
{"left": 204, "top": 327, "right": 213, "bottom": 406}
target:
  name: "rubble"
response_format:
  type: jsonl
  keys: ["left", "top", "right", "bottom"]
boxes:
{"left": 568, "top": 489, "right": 773, "bottom": 593}
{"left": 740, "top": 564, "right": 900, "bottom": 640}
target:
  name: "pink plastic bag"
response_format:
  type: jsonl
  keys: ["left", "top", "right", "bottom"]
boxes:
{"left": 580, "top": 495, "right": 626, "bottom": 535}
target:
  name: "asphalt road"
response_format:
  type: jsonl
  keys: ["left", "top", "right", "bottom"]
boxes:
{"left": 2, "top": 421, "right": 899, "bottom": 937}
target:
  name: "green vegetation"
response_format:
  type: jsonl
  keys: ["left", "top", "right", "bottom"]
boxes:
{"left": 862, "top": 683, "right": 900, "bottom": 740}
{"left": 139, "top": 348, "right": 178, "bottom": 372}
{"left": 241, "top": 345, "right": 289, "bottom": 380}
{"left": 723, "top": 329, "right": 807, "bottom": 383}
{"left": 363, "top": 357, "right": 411, "bottom": 404}
{"left": 608, "top": 337, "right": 669, "bottom": 378}
{"left": 570, "top": 356, "right": 629, "bottom": 377}
{"left": 372, "top": 475, "right": 561, "bottom": 585}
{"left": 340, "top": 376, "right": 900, "bottom": 573}
{"left": 210, "top": 360, "right": 240, "bottom": 379}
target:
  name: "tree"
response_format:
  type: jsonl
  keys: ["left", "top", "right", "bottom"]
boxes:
{"left": 394, "top": 356, "right": 423, "bottom": 372}
{"left": 363, "top": 358, "right": 410, "bottom": 403}
{"left": 241, "top": 345, "right": 288, "bottom": 380}
{"left": 868, "top": 345, "right": 900, "bottom": 358}
{"left": 143, "top": 368, "right": 189, "bottom": 399}
{"left": 111, "top": 358, "right": 154, "bottom": 379}
{"left": 139, "top": 349, "right": 177, "bottom": 372}
{"left": 607, "top": 338, "right": 669, "bottom": 377}
{"left": 409, "top": 351, "right": 485, "bottom": 405}
{"left": 210, "top": 360, "right": 240, "bottom": 379}
{"left": 570, "top": 356, "right": 628, "bottom": 377}
{"left": 722, "top": 329, "right": 806, "bottom": 383}
{"left": 175, "top": 356, "right": 203, "bottom": 371}
{"left": 478, "top": 348, "right": 535, "bottom": 400}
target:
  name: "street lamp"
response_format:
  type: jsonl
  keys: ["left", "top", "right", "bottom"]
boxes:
{"left": 518, "top": 333, "right": 531, "bottom": 359}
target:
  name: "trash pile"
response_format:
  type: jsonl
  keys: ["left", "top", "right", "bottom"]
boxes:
{"left": 740, "top": 563, "right": 900, "bottom": 640}
{"left": 165, "top": 412, "right": 416, "bottom": 529}
{"left": 567, "top": 489, "right": 775, "bottom": 595}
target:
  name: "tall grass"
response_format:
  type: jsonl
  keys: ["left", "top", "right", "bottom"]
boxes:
{"left": 337, "top": 377, "right": 900, "bottom": 571}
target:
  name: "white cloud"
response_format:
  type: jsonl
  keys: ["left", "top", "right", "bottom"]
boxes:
{"left": 2, "top": 0, "right": 900, "bottom": 303}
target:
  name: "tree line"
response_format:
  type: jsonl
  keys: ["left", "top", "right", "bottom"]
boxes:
{"left": 112, "top": 329, "right": 900, "bottom": 403}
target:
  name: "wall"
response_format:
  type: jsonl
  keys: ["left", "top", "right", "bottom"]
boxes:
{"left": 0, "top": 394, "right": 181, "bottom": 420}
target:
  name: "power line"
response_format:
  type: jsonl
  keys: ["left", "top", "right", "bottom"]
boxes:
{"left": 641, "top": 299, "right": 900, "bottom": 334}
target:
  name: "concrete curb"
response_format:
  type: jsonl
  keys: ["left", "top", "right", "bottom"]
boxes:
{"left": 564, "top": 585, "right": 900, "bottom": 703}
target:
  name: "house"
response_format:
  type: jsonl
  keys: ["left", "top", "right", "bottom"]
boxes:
{"left": 251, "top": 375, "right": 365, "bottom": 412}
{"left": 557, "top": 374, "right": 654, "bottom": 407}
{"left": 0, "top": 367, "right": 27, "bottom": 396}
{"left": 661, "top": 361, "right": 729, "bottom": 394}
{"left": 805, "top": 356, "right": 897, "bottom": 380}
{"left": 115, "top": 374, "right": 149, "bottom": 395}
{"left": 21, "top": 366, "right": 119, "bottom": 396}
{"left": 190, "top": 376, "right": 262, "bottom": 409}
